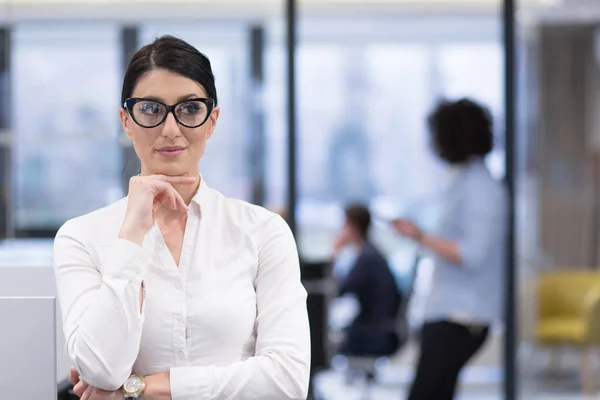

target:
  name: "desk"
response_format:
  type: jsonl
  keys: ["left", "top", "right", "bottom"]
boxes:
{"left": 0, "top": 297, "right": 57, "bottom": 399}
{"left": 0, "top": 239, "right": 70, "bottom": 387}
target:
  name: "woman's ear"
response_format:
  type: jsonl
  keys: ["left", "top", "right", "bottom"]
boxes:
{"left": 206, "top": 106, "right": 220, "bottom": 140}
{"left": 119, "top": 108, "right": 133, "bottom": 140}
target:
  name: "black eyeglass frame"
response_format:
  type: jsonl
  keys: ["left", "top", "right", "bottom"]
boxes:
{"left": 123, "top": 97, "right": 216, "bottom": 129}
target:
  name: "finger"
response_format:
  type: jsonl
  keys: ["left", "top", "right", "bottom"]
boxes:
{"left": 170, "top": 192, "right": 177, "bottom": 210}
{"left": 69, "top": 367, "right": 79, "bottom": 385}
{"left": 153, "top": 192, "right": 168, "bottom": 209}
{"left": 73, "top": 380, "right": 89, "bottom": 397}
{"left": 162, "top": 183, "right": 187, "bottom": 212}
{"left": 147, "top": 174, "right": 198, "bottom": 184}
{"left": 151, "top": 181, "right": 188, "bottom": 212}
{"left": 80, "top": 385, "right": 93, "bottom": 400}
{"left": 155, "top": 189, "right": 175, "bottom": 210}
{"left": 73, "top": 381, "right": 85, "bottom": 397}
{"left": 170, "top": 188, "right": 179, "bottom": 210}
{"left": 152, "top": 181, "right": 183, "bottom": 210}
{"left": 171, "top": 186, "right": 188, "bottom": 212}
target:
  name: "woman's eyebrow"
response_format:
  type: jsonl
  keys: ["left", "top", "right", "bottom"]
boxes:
{"left": 176, "top": 93, "right": 202, "bottom": 102}
{"left": 135, "top": 94, "right": 201, "bottom": 103}
{"left": 136, "top": 95, "right": 164, "bottom": 102}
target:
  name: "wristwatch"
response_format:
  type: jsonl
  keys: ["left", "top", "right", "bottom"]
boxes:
{"left": 122, "top": 374, "right": 146, "bottom": 399}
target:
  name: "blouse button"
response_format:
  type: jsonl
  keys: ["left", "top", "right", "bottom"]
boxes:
{"left": 178, "top": 351, "right": 185, "bottom": 359}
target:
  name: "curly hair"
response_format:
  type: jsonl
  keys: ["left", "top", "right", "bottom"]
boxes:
{"left": 427, "top": 98, "right": 494, "bottom": 164}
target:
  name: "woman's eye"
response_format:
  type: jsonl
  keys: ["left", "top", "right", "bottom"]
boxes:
{"left": 139, "top": 103, "right": 163, "bottom": 115}
{"left": 180, "top": 103, "right": 200, "bottom": 115}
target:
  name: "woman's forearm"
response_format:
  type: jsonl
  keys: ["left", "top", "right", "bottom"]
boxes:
{"left": 420, "top": 233, "right": 462, "bottom": 265}
{"left": 55, "top": 224, "right": 147, "bottom": 390}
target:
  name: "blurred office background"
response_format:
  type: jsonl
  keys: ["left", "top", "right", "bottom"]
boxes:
{"left": 3, "top": 0, "right": 600, "bottom": 399}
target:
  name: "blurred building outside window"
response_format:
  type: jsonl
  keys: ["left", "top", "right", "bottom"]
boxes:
{"left": 263, "top": 16, "right": 504, "bottom": 329}
{"left": 12, "top": 23, "right": 122, "bottom": 232}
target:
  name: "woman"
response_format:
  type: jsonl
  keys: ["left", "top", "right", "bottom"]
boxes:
{"left": 54, "top": 36, "right": 310, "bottom": 400}
{"left": 392, "top": 99, "right": 507, "bottom": 400}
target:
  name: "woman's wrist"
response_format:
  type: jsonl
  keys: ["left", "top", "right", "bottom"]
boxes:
{"left": 119, "top": 227, "right": 146, "bottom": 247}
{"left": 143, "top": 372, "right": 171, "bottom": 400}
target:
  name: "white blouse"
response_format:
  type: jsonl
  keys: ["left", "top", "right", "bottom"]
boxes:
{"left": 53, "top": 179, "right": 311, "bottom": 400}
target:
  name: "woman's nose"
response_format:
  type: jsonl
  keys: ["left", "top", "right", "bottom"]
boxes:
{"left": 161, "top": 112, "right": 182, "bottom": 138}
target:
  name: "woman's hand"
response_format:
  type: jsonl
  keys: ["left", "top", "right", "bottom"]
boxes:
{"left": 392, "top": 219, "right": 463, "bottom": 264}
{"left": 70, "top": 367, "right": 123, "bottom": 399}
{"left": 80, "top": 386, "right": 124, "bottom": 400}
{"left": 120, "top": 174, "right": 198, "bottom": 245}
{"left": 391, "top": 219, "right": 423, "bottom": 242}
{"left": 70, "top": 366, "right": 89, "bottom": 396}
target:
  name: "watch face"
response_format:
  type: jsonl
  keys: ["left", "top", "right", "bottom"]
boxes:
{"left": 123, "top": 376, "right": 144, "bottom": 394}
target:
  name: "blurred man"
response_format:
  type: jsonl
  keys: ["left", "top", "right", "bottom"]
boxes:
{"left": 333, "top": 204, "right": 402, "bottom": 356}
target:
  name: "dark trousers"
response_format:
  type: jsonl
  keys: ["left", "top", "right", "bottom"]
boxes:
{"left": 407, "top": 320, "right": 489, "bottom": 400}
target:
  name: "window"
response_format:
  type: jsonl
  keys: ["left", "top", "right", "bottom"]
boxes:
{"left": 12, "top": 23, "right": 122, "bottom": 232}
{"left": 267, "top": 15, "right": 505, "bottom": 330}
{"left": 291, "top": 42, "right": 446, "bottom": 262}
{"left": 279, "top": 21, "right": 505, "bottom": 264}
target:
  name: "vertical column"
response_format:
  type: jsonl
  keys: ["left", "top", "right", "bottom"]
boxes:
{"left": 286, "top": 0, "right": 297, "bottom": 236}
{"left": 120, "top": 26, "right": 140, "bottom": 195}
{"left": 249, "top": 25, "right": 266, "bottom": 206}
{"left": 503, "top": 0, "right": 517, "bottom": 398}
{"left": 0, "top": 28, "right": 11, "bottom": 238}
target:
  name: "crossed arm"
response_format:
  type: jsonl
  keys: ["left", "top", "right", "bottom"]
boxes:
{"left": 54, "top": 215, "right": 310, "bottom": 400}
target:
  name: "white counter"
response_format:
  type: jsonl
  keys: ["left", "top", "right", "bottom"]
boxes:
{"left": 0, "top": 239, "right": 70, "bottom": 385}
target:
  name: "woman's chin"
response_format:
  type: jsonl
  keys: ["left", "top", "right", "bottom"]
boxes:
{"left": 147, "top": 165, "right": 194, "bottom": 177}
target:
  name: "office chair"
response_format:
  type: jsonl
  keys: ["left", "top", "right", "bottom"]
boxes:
{"left": 341, "top": 253, "right": 420, "bottom": 399}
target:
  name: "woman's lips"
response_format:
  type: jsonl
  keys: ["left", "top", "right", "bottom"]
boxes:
{"left": 157, "top": 147, "right": 186, "bottom": 157}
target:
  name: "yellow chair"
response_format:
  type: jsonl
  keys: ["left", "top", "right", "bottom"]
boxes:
{"left": 536, "top": 270, "right": 600, "bottom": 395}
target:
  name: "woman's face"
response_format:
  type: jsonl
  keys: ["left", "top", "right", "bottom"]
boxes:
{"left": 119, "top": 68, "right": 220, "bottom": 177}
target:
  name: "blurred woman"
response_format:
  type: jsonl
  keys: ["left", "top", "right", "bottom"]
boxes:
{"left": 392, "top": 98, "right": 507, "bottom": 400}
{"left": 54, "top": 36, "right": 310, "bottom": 400}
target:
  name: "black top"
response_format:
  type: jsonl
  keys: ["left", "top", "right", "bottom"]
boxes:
{"left": 339, "top": 242, "right": 402, "bottom": 330}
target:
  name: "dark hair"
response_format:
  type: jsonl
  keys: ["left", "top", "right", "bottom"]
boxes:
{"left": 121, "top": 35, "right": 217, "bottom": 106}
{"left": 345, "top": 204, "right": 371, "bottom": 239}
{"left": 428, "top": 98, "right": 493, "bottom": 164}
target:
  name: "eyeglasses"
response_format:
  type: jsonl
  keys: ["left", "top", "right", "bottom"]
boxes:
{"left": 123, "top": 97, "right": 216, "bottom": 129}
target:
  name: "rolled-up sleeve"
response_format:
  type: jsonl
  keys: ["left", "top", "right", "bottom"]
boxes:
{"left": 54, "top": 220, "right": 146, "bottom": 390}
{"left": 457, "top": 186, "right": 507, "bottom": 269}
{"left": 170, "top": 214, "right": 311, "bottom": 400}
